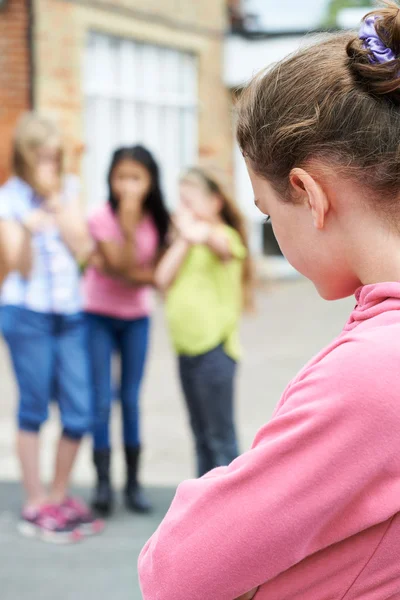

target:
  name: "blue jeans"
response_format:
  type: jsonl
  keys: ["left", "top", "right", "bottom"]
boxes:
{"left": 179, "top": 345, "right": 239, "bottom": 477}
{"left": 86, "top": 313, "right": 150, "bottom": 451}
{"left": 1, "top": 306, "right": 91, "bottom": 439}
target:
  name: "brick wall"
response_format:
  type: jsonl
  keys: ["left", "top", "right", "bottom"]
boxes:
{"left": 68, "top": 0, "right": 226, "bottom": 34}
{"left": 0, "top": 0, "right": 31, "bottom": 183}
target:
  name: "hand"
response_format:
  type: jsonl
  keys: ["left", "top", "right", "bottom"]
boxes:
{"left": 35, "top": 163, "right": 61, "bottom": 198}
{"left": 235, "top": 588, "right": 259, "bottom": 600}
{"left": 45, "top": 192, "right": 63, "bottom": 214}
{"left": 184, "top": 221, "right": 211, "bottom": 245}
{"left": 119, "top": 185, "right": 143, "bottom": 239}
{"left": 173, "top": 207, "right": 194, "bottom": 233}
{"left": 22, "top": 209, "right": 53, "bottom": 234}
{"left": 174, "top": 211, "right": 211, "bottom": 245}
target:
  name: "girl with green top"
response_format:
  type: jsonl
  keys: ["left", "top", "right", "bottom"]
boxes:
{"left": 155, "top": 168, "right": 252, "bottom": 477}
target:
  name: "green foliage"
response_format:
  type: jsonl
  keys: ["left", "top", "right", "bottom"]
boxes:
{"left": 324, "top": 0, "right": 374, "bottom": 28}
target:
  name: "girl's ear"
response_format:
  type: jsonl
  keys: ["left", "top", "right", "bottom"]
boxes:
{"left": 289, "top": 168, "right": 329, "bottom": 230}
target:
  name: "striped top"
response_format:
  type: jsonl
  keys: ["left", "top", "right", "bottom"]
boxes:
{"left": 0, "top": 176, "right": 82, "bottom": 314}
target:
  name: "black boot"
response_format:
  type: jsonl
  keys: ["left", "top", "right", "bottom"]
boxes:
{"left": 124, "top": 445, "right": 152, "bottom": 514}
{"left": 92, "top": 449, "right": 114, "bottom": 516}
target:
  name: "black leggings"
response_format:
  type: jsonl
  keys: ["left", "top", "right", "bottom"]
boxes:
{"left": 179, "top": 344, "right": 239, "bottom": 477}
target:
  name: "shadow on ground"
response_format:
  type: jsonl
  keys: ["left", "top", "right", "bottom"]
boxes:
{"left": 0, "top": 481, "right": 176, "bottom": 600}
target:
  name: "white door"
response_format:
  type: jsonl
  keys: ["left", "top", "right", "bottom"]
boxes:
{"left": 83, "top": 32, "right": 198, "bottom": 210}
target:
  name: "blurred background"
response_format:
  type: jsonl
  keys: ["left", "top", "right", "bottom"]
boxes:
{"left": 0, "top": 0, "right": 370, "bottom": 598}
{"left": 0, "top": 0, "right": 374, "bottom": 273}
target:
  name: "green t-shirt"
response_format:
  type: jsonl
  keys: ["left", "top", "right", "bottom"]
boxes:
{"left": 165, "top": 225, "right": 246, "bottom": 361}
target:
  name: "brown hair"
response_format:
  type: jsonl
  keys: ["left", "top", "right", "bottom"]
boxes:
{"left": 180, "top": 167, "right": 254, "bottom": 311}
{"left": 236, "top": 1, "right": 400, "bottom": 203}
{"left": 13, "top": 112, "right": 64, "bottom": 192}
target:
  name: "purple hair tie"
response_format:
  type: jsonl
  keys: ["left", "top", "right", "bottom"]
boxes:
{"left": 359, "top": 15, "right": 396, "bottom": 64}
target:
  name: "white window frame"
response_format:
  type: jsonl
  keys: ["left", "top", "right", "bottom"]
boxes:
{"left": 83, "top": 31, "right": 198, "bottom": 210}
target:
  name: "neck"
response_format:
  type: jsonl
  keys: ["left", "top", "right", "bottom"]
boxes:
{"left": 352, "top": 227, "right": 400, "bottom": 286}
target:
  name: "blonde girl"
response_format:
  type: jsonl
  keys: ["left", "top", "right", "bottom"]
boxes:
{"left": 0, "top": 113, "right": 101, "bottom": 543}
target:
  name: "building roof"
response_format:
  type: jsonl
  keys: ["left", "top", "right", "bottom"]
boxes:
{"left": 225, "top": 3, "right": 371, "bottom": 88}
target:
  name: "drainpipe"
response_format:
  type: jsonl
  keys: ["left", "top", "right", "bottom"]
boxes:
{"left": 27, "top": 0, "right": 35, "bottom": 108}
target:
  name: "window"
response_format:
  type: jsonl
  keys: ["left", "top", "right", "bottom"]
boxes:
{"left": 83, "top": 32, "right": 198, "bottom": 209}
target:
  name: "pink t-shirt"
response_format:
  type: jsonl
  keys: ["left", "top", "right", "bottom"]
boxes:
{"left": 139, "top": 282, "right": 400, "bottom": 599}
{"left": 83, "top": 203, "right": 159, "bottom": 319}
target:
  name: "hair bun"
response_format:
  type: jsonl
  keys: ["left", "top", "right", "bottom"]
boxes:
{"left": 347, "top": 1, "right": 400, "bottom": 103}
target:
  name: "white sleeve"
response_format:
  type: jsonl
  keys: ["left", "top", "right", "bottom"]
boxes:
{"left": 0, "top": 184, "right": 18, "bottom": 220}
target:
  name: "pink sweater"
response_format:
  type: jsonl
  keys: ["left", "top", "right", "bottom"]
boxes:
{"left": 138, "top": 282, "right": 400, "bottom": 599}
{"left": 83, "top": 204, "right": 159, "bottom": 319}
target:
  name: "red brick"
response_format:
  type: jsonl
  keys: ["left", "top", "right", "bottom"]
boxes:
{"left": 0, "top": 0, "right": 30, "bottom": 184}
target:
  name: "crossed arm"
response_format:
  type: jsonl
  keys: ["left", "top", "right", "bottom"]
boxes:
{"left": 92, "top": 239, "right": 156, "bottom": 286}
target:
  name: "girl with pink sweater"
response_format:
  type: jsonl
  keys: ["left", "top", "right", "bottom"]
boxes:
{"left": 138, "top": 3, "right": 400, "bottom": 599}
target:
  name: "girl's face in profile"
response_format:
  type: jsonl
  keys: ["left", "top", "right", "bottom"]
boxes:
{"left": 246, "top": 162, "right": 360, "bottom": 301}
{"left": 179, "top": 181, "right": 221, "bottom": 222}
{"left": 111, "top": 159, "right": 152, "bottom": 204}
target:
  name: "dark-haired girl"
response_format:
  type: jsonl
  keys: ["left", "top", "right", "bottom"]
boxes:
{"left": 83, "top": 146, "right": 169, "bottom": 516}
